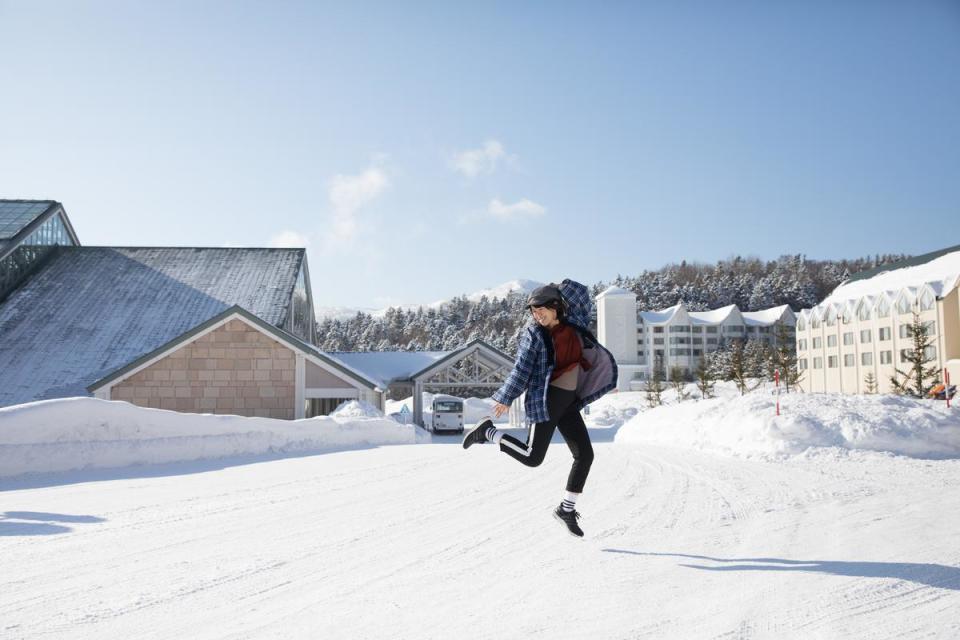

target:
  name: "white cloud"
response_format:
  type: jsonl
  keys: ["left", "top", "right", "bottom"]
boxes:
{"left": 322, "top": 166, "right": 390, "bottom": 250}
{"left": 488, "top": 197, "right": 546, "bottom": 220}
{"left": 452, "top": 140, "right": 507, "bottom": 178}
{"left": 267, "top": 230, "right": 310, "bottom": 248}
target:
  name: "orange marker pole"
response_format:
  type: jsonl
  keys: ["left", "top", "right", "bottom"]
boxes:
{"left": 774, "top": 369, "right": 781, "bottom": 416}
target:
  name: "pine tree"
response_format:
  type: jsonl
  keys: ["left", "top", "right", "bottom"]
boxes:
{"left": 728, "top": 339, "right": 758, "bottom": 395}
{"left": 695, "top": 357, "right": 715, "bottom": 399}
{"left": 864, "top": 371, "right": 878, "bottom": 394}
{"left": 669, "top": 365, "right": 690, "bottom": 402}
{"left": 889, "top": 311, "right": 940, "bottom": 398}
{"left": 773, "top": 322, "right": 803, "bottom": 392}
{"left": 646, "top": 362, "right": 665, "bottom": 408}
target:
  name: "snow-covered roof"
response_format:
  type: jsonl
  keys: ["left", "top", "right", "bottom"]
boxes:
{"left": 688, "top": 304, "right": 737, "bottom": 325}
{"left": 638, "top": 303, "right": 682, "bottom": 324}
{"left": 741, "top": 304, "right": 794, "bottom": 326}
{"left": 638, "top": 302, "right": 790, "bottom": 326}
{"left": 328, "top": 350, "right": 452, "bottom": 387}
{"left": 821, "top": 246, "right": 960, "bottom": 308}
{"left": 596, "top": 285, "right": 634, "bottom": 299}
{"left": 0, "top": 247, "right": 306, "bottom": 406}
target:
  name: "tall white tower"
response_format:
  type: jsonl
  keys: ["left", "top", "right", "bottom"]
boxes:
{"left": 596, "top": 286, "right": 638, "bottom": 365}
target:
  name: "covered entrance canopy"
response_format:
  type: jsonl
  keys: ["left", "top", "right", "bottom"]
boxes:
{"left": 330, "top": 339, "right": 514, "bottom": 427}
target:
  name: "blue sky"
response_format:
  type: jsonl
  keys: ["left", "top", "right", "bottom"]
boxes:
{"left": 1, "top": 1, "right": 958, "bottom": 309}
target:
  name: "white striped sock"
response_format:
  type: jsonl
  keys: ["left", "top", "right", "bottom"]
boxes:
{"left": 485, "top": 426, "right": 503, "bottom": 444}
{"left": 561, "top": 491, "right": 580, "bottom": 512}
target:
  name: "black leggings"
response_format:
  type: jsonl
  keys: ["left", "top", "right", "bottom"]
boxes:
{"left": 498, "top": 386, "right": 594, "bottom": 493}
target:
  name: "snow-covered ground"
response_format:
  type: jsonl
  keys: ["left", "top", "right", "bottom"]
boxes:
{"left": 2, "top": 386, "right": 959, "bottom": 638}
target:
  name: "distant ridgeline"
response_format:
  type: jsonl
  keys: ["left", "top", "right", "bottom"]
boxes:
{"left": 313, "top": 253, "right": 909, "bottom": 355}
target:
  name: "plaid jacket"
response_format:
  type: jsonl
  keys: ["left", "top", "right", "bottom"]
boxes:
{"left": 491, "top": 279, "right": 618, "bottom": 424}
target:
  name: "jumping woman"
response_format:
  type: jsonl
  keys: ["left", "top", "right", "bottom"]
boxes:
{"left": 462, "top": 279, "right": 618, "bottom": 537}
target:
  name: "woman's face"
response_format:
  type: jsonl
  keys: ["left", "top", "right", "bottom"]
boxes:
{"left": 530, "top": 304, "right": 558, "bottom": 326}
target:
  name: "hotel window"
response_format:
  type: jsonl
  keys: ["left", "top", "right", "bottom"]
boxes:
{"left": 844, "top": 354, "right": 855, "bottom": 367}
{"left": 706, "top": 338, "right": 718, "bottom": 345}
{"left": 670, "top": 348, "right": 691, "bottom": 356}
{"left": 899, "top": 349, "right": 912, "bottom": 363}
{"left": 876, "top": 298, "right": 890, "bottom": 318}
{"left": 747, "top": 326, "right": 757, "bottom": 333}
{"left": 653, "top": 326, "right": 664, "bottom": 333}
{"left": 637, "top": 350, "right": 645, "bottom": 356}
{"left": 880, "top": 351, "right": 892, "bottom": 364}
{"left": 706, "top": 326, "right": 718, "bottom": 334}
{"left": 813, "top": 357, "right": 823, "bottom": 369}
{"left": 670, "top": 325, "right": 691, "bottom": 333}
{"left": 653, "top": 338, "right": 664, "bottom": 345}
{"left": 799, "top": 358, "right": 808, "bottom": 370}
{"left": 861, "top": 352, "right": 873, "bottom": 366}
{"left": 899, "top": 325, "right": 915, "bottom": 339}
{"left": 924, "top": 320, "right": 936, "bottom": 334}
{"left": 798, "top": 339, "right": 807, "bottom": 350}
{"left": 919, "top": 290, "right": 935, "bottom": 311}
{"left": 828, "top": 356, "right": 838, "bottom": 368}
{"left": 812, "top": 316, "right": 821, "bottom": 329}
{"left": 692, "top": 326, "right": 703, "bottom": 333}
{"left": 857, "top": 301, "right": 872, "bottom": 321}
{"left": 797, "top": 317, "right": 806, "bottom": 331}
{"left": 692, "top": 337, "right": 703, "bottom": 344}
{"left": 693, "top": 349, "right": 702, "bottom": 356}
{"left": 860, "top": 329, "right": 872, "bottom": 343}
{"left": 669, "top": 337, "right": 690, "bottom": 345}
{"left": 878, "top": 327, "right": 891, "bottom": 341}
{"left": 843, "top": 332, "right": 853, "bottom": 345}
{"left": 842, "top": 308, "right": 852, "bottom": 324}
{"left": 924, "top": 346, "right": 937, "bottom": 360}
{"left": 813, "top": 337, "right": 822, "bottom": 349}
{"left": 897, "top": 295, "right": 913, "bottom": 315}
{"left": 726, "top": 326, "right": 743, "bottom": 333}
{"left": 825, "top": 311, "right": 836, "bottom": 327}
{"left": 827, "top": 335, "right": 837, "bottom": 347}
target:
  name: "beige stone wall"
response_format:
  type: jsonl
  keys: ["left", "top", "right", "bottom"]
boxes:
{"left": 110, "top": 318, "right": 296, "bottom": 419}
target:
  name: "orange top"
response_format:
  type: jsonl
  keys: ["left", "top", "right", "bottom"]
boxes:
{"left": 549, "top": 323, "right": 590, "bottom": 381}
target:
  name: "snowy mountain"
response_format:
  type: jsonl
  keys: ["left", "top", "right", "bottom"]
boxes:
{"left": 314, "top": 278, "right": 542, "bottom": 320}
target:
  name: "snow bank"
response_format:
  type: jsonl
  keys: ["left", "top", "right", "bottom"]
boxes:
{"left": 615, "top": 391, "right": 960, "bottom": 459}
{"left": 0, "top": 397, "right": 416, "bottom": 478}
{"left": 330, "top": 399, "right": 384, "bottom": 418}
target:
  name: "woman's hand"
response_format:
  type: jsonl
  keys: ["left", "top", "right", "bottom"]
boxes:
{"left": 492, "top": 402, "right": 510, "bottom": 419}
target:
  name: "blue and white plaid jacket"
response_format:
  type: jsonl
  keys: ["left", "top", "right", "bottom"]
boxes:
{"left": 491, "top": 279, "right": 618, "bottom": 425}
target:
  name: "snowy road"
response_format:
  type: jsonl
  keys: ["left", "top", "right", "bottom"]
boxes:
{"left": 2, "top": 437, "right": 959, "bottom": 639}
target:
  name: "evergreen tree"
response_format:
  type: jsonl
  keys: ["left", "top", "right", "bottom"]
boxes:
{"left": 889, "top": 311, "right": 940, "bottom": 398}
{"left": 864, "top": 371, "right": 878, "bottom": 394}
{"left": 694, "top": 357, "right": 715, "bottom": 399}
{"left": 669, "top": 365, "right": 690, "bottom": 402}
{"left": 773, "top": 323, "right": 803, "bottom": 392}
{"left": 646, "top": 361, "right": 665, "bottom": 408}
{"left": 728, "top": 339, "right": 758, "bottom": 395}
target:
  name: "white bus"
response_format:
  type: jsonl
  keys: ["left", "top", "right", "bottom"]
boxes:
{"left": 431, "top": 395, "right": 464, "bottom": 434}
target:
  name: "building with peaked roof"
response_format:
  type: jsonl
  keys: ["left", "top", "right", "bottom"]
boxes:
{"left": 796, "top": 244, "right": 960, "bottom": 394}
{"left": 331, "top": 339, "right": 515, "bottom": 427}
{"left": 0, "top": 199, "right": 391, "bottom": 418}
{"left": 597, "top": 286, "right": 795, "bottom": 390}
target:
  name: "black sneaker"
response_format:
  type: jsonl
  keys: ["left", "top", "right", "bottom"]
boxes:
{"left": 553, "top": 504, "right": 584, "bottom": 537}
{"left": 462, "top": 417, "right": 493, "bottom": 450}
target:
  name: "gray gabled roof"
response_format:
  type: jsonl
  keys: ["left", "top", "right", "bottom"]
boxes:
{"left": 0, "top": 246, "right": 306, "bottom": 406}
{"left": 330, "top": 339, "right": 514, "bottom": 387}
{"left": 88, "top": 305, "right": 381, "bottom": 392}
